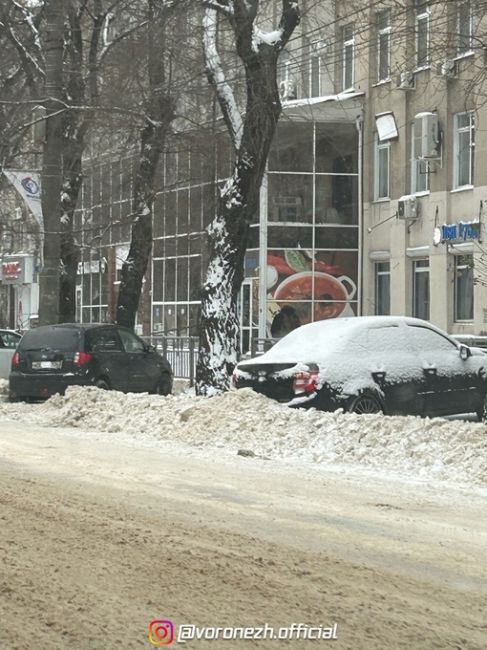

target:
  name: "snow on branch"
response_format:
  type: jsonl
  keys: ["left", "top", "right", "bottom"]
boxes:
{"left": 202, "top": 0, "right": 234, "bottom": 17}
{"left": 202, "top": 7, "right": 243, "bottom": 150}
{"left": 275, "top": 0, "right": 300, "bottom": 50}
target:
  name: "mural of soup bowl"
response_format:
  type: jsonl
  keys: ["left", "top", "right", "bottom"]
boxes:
{"left": 274, "top": 271, "right": 357, "bottom": 321}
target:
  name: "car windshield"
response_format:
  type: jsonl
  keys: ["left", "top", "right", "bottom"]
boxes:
{"left": 18, "top": 327, "right": 81, "bottom": 352}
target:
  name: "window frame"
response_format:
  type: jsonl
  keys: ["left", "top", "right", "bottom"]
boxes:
{"left": 454, "top": 254, "right": 474, "bottom": 322}
{"left": 453, "top": 111, "right": 475, "bottom": 189}
{"left": 377, "top": 9, "right": 392, "bottom": 82}
{"left": 457, "top": 0, "right": 473, "bottom": 55}
{"left": 374, "top": 134, "right": 390, "bottom": 200}
{"left": 342, "top": 24, "right": 355, "bottom": 91}
{"left": 412, "top": 258, "right": 430, "bottom": 320}
{"left": 309, "top": 40, "right": 325, "bottom": 97}
{"left": 415, "top": 0, "right": 430, "bottom": 69}
{"left": 410, "top": 122, "right": 430, "bottom": 194}
{"left": 374, "top": 261, "right": 391, "bottom": 315}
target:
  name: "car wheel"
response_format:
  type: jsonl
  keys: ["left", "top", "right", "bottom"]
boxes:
{"left": 156, "top": 373, "right": 172, "bottom": 396}
{"left": 95, "top": 377, "right": 110, "bottom": 391}
{"left": 478, "top": 395, "right": 487, "bottom": 422}
{"left": 347, "top": 392, "right": 383, "bottom": 415}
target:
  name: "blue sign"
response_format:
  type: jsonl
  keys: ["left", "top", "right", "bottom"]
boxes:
{"left": 439, "top": 221, "right": 480, "bottom": 243}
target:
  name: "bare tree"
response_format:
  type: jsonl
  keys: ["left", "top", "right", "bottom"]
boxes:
{"left": 196, "top": 0, "right": 300, "bottom": 395}
{"left": 116, "top": 0, "right": 178, "bottom": 330}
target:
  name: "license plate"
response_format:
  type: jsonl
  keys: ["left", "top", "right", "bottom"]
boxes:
{"left": 32, "top": 361, "right": 62, "bottom": 370}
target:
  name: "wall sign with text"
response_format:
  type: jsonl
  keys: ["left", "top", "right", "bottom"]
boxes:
{"left": 433, "top": 221, "right": 480, "bottom": 246}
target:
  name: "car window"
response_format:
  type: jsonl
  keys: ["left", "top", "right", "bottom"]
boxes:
{"left": 366, "top": 325, "right": 411, "bottom": 352}
{"left": 0, "top": 332, "right": 20, "bottom": 348}
{"left": 86, "top": 328, "right": 122, "bottom": 352}
{"left": 407, "top": 325, "right": 457, "bottom": 352}
{"left": 118, "top": 329, "right": 145, "bottom": 353}
{"left": 18, "top": 327, "right": 80, "bottom": 352}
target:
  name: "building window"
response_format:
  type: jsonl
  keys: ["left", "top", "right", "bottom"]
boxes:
{"left": 377, "top": 10, "right": 391, "bottom": 81}
{"left": 342, "top": 24, "right": 354, "bottom": 90}
{"left": 375, "top": 261, "right": 390, "bottom": 315}
{"left": 455, "top": 254, "right": 474, "bottom": 321}
{"left": 309, "top": 40, "right": 325, "bottom": 97}
{"left": 453, "top": 111, "right": 475, "bottom": 188}
{"left": 457, "top": 0, "right": 473, "bottom": 54}
{"left": 413, "top": 259, "right": 429, "bottom": 320}
{"left": 411, "top": 122, "right": 429, "bottom": 193}
{"left": 374, "top": 135, "right": 390, "bottom": 200}
{"left": 415, "top": 0, "right": 429, "bottom": 68}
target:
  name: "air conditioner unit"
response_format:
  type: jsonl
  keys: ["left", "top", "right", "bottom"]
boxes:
{"left": 397, "top": 195, "right": 418, "bottom": 220}
{"left": 279, "top": 79, "right": 297, "bottom": 101}
{"left": 436, "top": 59, "right": 456, "bottom": 79}
{"left": 396, "top": 71, "right": 415, "bottom": 90}
{"left": 414, "top": 112, "right": 440, "bottom": 159}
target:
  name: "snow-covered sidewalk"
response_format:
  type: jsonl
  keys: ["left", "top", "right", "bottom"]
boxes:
{"left": 0, "top": 384, "right": 486, "bottom": 489}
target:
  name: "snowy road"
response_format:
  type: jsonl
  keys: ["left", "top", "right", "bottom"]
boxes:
{"left": 0, "top": 407, "right": 486, "bottom": 649}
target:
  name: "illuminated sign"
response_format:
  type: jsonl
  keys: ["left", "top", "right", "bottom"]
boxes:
{"left": 2, "top": 261, "right": 21, "bottom": 281}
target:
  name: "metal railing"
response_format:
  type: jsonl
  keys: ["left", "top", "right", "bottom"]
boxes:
{"left": 143, "top": 335, "right": 198, "bottom": 385}
{"left": 142, "top": 335, "right": 278, "bottom": 385}
{"left": 250, "top": 337, "right": 278, "bottom": 357}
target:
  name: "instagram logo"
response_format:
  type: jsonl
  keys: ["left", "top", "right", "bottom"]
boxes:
{"left": 148, "top": 620, "right": 174, "bottom": 646}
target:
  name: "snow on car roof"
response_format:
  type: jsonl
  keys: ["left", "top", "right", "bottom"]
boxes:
{"left": 242, "top": 316, "right": 428, "bottom": 365}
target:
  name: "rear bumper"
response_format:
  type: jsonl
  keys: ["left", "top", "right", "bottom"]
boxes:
{"left": 9, "top": 372, "right": 91, "bottom": 399}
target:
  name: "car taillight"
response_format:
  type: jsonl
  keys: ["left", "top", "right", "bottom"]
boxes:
{"left": 73, "top": 351, "right": 92, "bottom": 366}
{"left": 11, "top": 352, "right": 19, "bottom": 369}
{"left": 293, "top": 370, "right": 319, "bottom": 395}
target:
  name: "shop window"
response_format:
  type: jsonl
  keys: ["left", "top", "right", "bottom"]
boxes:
{"left": 375, "top": 261, "right": 390, "bottom": 315}
{"left": 455, "top": 254, "right": 473, "bottom": 321}
{"left": 453, "top": 111, "right": 475, "bottom": 188}
{"left": 412, "top": 259, "right": 429, "bottom": 320}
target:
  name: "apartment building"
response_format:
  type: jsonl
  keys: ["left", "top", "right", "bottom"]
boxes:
{"left": 70, "top": 0, "right": 487, "bottom": 345}
{"left": 359, "top": 0, "right": 487, "bottom": 336}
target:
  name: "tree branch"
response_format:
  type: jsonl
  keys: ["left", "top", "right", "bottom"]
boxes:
{"left": 202, "top": 7, "right": 243, "bottom": 150}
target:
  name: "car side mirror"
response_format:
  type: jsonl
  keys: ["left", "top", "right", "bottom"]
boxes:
{"left": 459, "top": 344, "right": 471, "bottom": 361}
{"left": 145, "top": 343, "right": 156, "bottom": 353}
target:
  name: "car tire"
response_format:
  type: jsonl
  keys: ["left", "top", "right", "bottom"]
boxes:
{"left": 347, "top": 392, "right": 383, "bottom": 415}
{"left": 156, "top": 373, "right": 172, "bottom": 396}
{"left": 95, "top": 377, "right": 110, "bottom": 391}
{"left": 478, "top": 395, "right": 487, "bottom": 423}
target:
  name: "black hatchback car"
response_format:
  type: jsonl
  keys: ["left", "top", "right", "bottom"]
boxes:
{"left": 9, "top": 323, "right": 173, "bottom": 400}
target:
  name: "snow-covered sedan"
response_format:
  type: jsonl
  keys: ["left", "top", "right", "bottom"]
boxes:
{"left": 233, "top": 316, "right": 487, "bottom": 420}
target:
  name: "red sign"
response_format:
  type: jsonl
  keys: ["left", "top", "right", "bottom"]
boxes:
{"left": 2, "top": 261, "right": 21, "bottom": 280}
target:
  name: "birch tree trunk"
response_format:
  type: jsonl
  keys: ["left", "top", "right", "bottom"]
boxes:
{"left": 196, "top": 0, "right": 300, "bottom": 395}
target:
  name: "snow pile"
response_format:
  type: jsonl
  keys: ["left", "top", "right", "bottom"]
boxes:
{"left": 2, "top": 386, "right": 486, "bottom": 489}
{"left": 0, "top": 379, "right": 8, "bottom": 398}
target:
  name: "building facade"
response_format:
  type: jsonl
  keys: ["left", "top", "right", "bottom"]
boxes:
{"left": 4, "top": 0, "right": 487, "bottom": 346}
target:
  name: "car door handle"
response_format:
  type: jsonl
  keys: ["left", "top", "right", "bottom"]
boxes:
{"left": 423, "top": 367, "right": 437, "bottom": 376}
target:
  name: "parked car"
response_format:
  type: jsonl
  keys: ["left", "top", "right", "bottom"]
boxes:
{"left": 233, "top": 316, "right": 487, "bottom": 420}
{"left": 0, "top": 329, "right": 22, "bottom": 380}
{"left": 9, "top": 323, "right": 173, "bottom": 400}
